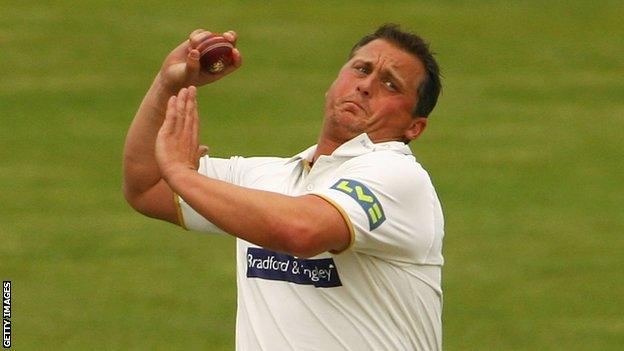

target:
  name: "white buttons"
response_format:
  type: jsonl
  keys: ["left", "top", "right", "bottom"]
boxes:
{"left": 306, "top": 184, "right": 314, "bottom": 191}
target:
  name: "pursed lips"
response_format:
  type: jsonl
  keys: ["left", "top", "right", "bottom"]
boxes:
{"left": 341, "top": 100, "right": 367, "bottom": 115}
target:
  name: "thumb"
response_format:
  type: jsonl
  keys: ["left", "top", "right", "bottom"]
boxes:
{"left": 197, "top": 144, "right": 209, "bottom": 158}
{"left": 186, "top": 49, "right": 201, "bottom": 77}
{"left": 194, "top": 145, "right": 209, "bottom": 169}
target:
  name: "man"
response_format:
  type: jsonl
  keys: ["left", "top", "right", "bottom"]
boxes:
{"left": 124, "top": 24, "right": 444, "bottom": 350}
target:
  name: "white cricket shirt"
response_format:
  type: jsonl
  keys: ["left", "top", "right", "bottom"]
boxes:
{"left": 177, "top": 133, "right": 445, "bottom": 350}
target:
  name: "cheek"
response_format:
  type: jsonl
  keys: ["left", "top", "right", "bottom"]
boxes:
{"left": 324, "top": 85, "right": 337, "bottom": 111}
{"left": 398, "top": 95, "right": 417, "bottom": 113}
{"left": 329, "top": 71, "right": 353, "bottom": 94}
{"left": 325, "top": 77, "right": 349, "bottom": 109}
{"left": 374, "top": 99, "right": 415, "bottom": 127}
{"left": 393, "top": 98, "right": 417, "bottom": 121}
{"left": 381, "top": 97, "right": 410, "bottom": 112}
{"left": 325, "top": 78, "right": 340, "bottom": 100}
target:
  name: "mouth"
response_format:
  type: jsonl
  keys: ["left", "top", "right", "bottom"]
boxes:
{"left": 341, "top": 100, "right": 367, "bottom": 115}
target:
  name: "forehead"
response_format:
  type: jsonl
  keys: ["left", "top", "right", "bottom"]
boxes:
{"left": 350, "top": 39, "right": 425, "bottom": 88}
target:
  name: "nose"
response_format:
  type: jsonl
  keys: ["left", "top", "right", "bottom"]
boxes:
{"left": 356, "top": 76, "right": 373, "bottom": 97}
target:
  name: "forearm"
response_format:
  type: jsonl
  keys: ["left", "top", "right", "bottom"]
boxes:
{"left": 123, "top": 74, "right": 176, "bottom": 198}
{"left": 167, "top": 168, "right": 323, "bottom": 256}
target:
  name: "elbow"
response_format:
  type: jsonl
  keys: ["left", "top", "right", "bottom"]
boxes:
{"left": 122, "top": 185, "right": 144, "bottom": 214}
{"left": 122, "top": 164, "right": 157, "bottom": 216}
{"left": 122, "top": 184, "right": 151, "bottom": 217}
{"left": 121, "top": 176, "right": 178, "bottom": 225}
{"left": 275, "top": 219, "right": 323, "bottom": 258}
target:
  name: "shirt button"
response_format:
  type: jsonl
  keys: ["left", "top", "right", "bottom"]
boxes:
{"left": 306, "top": 184, "right": 314, "bottom": 191}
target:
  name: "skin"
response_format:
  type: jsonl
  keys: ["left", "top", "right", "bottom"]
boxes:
{"left": 315, "top": 39, "right": 428, "bottom": 160}
{"left": 123, "top": 30, "right": 428, "bottom": 258}
{"left": 123, "top": 30, "right": 242, "bottom": 223}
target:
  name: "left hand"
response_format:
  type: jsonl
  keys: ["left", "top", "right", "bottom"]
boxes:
{"left": 155, "top": 86, "right": 209, "bottom": 180}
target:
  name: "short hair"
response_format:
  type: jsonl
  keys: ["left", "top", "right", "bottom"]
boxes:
{"left": 349, "top": 24, "right": 442, "bottom": 118}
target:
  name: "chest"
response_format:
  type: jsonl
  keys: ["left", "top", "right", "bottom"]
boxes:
{"left": 241, "top": 159, "right": 343, "bottom": 196}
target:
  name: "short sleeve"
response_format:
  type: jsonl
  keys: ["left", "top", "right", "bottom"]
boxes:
{"left": 176, "top": 155, "right": 241, "bottom": 234}
{"left": 311, "top": 152, "right": 444, "bottom": 265}
{"left": 176, "top": 155, "right": 291, "bottom": 235}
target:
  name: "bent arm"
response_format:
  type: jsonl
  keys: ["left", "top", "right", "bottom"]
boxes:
{"left": 122, "top": 29, "right": 241, "bottom": 224}
{"left": 123, "top": 76, "right": 179, "bottom": 223}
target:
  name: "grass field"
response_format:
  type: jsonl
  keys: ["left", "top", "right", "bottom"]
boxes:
{"left": 1, "top": 1, "right": 623, "bottom": 350}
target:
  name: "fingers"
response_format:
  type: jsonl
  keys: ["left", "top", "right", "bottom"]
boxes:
{"left": 223, "top": 30, "right": 241, "bottom": 68}
{"left": 185, "top": 86, "right": 199, "bottom": 148}
{"left": 189, "top": 30, "right": 213, "bottom": 49}
{"left": 175, "top": 88, "right": 189, "bottom": 134}
{"left": 189, "top": 28, "right": 206, "bottom": 38}
{"left": 223, "top": 30, "right": 241, "bottom": 70}
{"left": 223, "top": 30, "right": 238, "bottom": 46}
{"left": 215, "top": 48, "right": 242, "bottom": 77}
{"left": 232, "top": 48, "right": 243, "bottom": 68}
{"left": 179, "top": 28, "right": 242, "bottom": 85}
{"left": 170, "top": 86, "right": 200, "bottom": 151}
{"left": 161, "top": 95, "right": 178, "bottom": 134}
{"left": 190, "top": 29, "right": 237, "bottom": 46}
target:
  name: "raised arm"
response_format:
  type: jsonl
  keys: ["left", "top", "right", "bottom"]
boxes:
{"left": 122, "top": 29, "right": 242, "bottom": 224}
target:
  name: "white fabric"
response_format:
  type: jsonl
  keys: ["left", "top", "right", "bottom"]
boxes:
{"left": 178, "top": 133, "right": 445, "bottom": 351}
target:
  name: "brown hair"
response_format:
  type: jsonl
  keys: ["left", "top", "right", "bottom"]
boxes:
{"left": 350, "top": 24, "right": 442, "bottom": 117}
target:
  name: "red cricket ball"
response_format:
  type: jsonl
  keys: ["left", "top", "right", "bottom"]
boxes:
{"left": 197, "top": 34, "right": 234, "bottom": 73}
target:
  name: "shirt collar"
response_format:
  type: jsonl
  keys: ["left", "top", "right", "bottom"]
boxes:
{"left": 285, "top": 133, "right": 412, "bottom": 165}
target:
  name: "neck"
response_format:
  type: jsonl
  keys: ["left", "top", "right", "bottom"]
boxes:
{"left": 312, "top": 133, "right": 346, "bottom": 163}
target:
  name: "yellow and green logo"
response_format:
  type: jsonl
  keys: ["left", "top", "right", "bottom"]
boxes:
{"left": 331, "top": 179, "right": 385, "bottom": 230}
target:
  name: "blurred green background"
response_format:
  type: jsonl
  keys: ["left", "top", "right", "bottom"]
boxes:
{"left": 1, "top": 1, "right": 623, "bottom": 350}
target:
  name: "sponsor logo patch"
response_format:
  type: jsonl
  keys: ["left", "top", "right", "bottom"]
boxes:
{"left": 331, "top": 179, "right": 385, "bottom": 230}
{"left": 246, "top": 248, "right": 342, "bottom": 288}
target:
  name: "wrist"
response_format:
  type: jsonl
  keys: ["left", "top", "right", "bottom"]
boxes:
{"left": 162, "top": 164, "right": 196, "bottom": 188}
{"left": 154, "top": 72, "right": 181, "bottom": 97}
{"left": 162, "top": 166, "right": 197, "bottom": 195}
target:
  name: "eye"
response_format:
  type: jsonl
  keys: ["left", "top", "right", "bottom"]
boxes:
{"left": 383, "top": 79, "right": 398, "bottom": 91}
{"left": 355, "top": 65, "right": 370, "bottom": 74}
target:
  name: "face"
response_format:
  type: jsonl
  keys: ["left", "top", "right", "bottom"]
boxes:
{"left": 323, "top": 39, "right": 427, "bottom": 144}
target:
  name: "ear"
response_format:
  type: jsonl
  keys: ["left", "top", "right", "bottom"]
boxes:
{"left": 404, "top": 117, "right": 427, "bottom": 142}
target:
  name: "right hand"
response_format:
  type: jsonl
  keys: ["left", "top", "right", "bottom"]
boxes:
{"left": 158, "top": 29, "right": 242, "bottom": 93}
{"left": 155, "top": 86, "right": 208, "bottom": 180}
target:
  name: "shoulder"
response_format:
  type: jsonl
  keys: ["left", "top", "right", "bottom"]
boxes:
{"left": 329, "top": 150, "right": 439, "bottom": 214}
{"left": 341, "top": 150, "right": 432, "bottom": 189}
